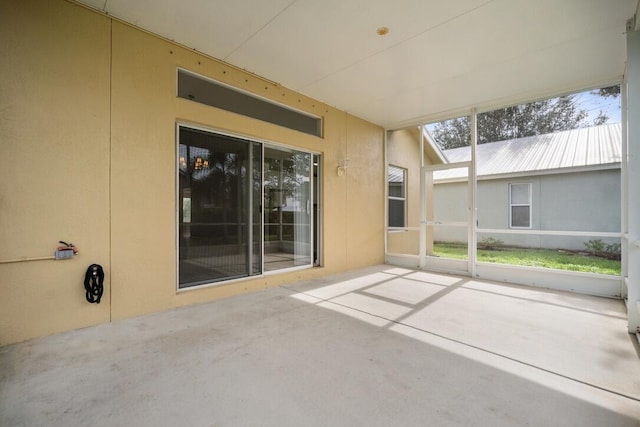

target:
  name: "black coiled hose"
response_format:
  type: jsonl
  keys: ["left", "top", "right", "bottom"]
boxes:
{"left": 84, "top": 264, "right": 104, "bottom": 304}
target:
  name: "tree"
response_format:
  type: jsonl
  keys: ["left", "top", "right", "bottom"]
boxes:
{"left": 430, "top": 116, "right": 470, "bottom": 150}
{"left": 593, "top": 111, "right": 609, "bottom": 126}
{"left": 428, "top": 86, "right": 619, "bottom": 149}
{"left": 593, "top": 85, "right": 620, "bottom": 99}
{"left": 590, "top": 85, "right": 620, "bottom": 126}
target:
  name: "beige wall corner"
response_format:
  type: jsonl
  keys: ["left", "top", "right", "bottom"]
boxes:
{"left": 344, "top": 115, "right": 385, "bottom": 269}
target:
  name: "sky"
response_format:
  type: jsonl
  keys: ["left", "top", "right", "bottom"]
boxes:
{"left": 573, "top": 88, "right": 621, "bottom": 124}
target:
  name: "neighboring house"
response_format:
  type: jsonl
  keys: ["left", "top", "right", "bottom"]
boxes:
{"left": 433, "top": 123, "right": 621, "bottom": 250}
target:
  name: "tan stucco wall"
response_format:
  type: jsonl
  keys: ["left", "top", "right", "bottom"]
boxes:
{"left": 0, "top": 0, "right": 112, "bottom": 342}
{"left": 0, "top": 0, "right": 384, "bottom": 344}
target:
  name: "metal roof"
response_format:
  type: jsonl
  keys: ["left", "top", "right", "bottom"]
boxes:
{"left": 435, "top": 123, "right": 621, "bottom": 181}
{"left": 388, "top": 165, "right": 405, "bottom": 183}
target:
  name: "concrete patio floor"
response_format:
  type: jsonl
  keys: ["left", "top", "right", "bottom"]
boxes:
{"left": 1, "top": 265, "right": 639, "bottom": 426}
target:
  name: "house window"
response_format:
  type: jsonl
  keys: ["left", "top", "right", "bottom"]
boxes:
{"left": 177, "top": 125, "right": 318, "bottom": 289}
{"left": 388, "top": 165, "right": 407, "bottom": 227}
{"left": 509, "top": 183, "right": 531, "bottom": 228}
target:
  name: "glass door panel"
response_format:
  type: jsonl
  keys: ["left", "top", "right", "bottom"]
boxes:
{"left": 178, "top": 127, "right": 261, "bottom": 288}
{"left": 264, "top": 147, "right": 312, "bottom": 271}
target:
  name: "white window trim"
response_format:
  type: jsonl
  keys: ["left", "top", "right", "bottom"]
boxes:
{"left": 509, "top": 182, "right": 532, "bottom": 229}
{"left": 388, "top": 165, "right": 407, "bottom": 229}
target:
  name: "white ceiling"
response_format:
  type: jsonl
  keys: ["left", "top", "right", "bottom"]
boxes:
{"left": 77, "top": 0, "right": 637, "bottom": 129}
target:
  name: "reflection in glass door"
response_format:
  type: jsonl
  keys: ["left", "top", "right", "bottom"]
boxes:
{"left": 264, "top": 147, "right": 312, "bottom": 271}
{"left": 178, "top": 127, "right": 261, "bottom": 288}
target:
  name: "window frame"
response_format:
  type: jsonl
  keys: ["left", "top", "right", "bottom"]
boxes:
{"left": 508, "top": 182, "right": 532, "bottom": 229}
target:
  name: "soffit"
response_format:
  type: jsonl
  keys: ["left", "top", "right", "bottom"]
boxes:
{"left": 76, "top": 0, "right": 637, "bottom": 129}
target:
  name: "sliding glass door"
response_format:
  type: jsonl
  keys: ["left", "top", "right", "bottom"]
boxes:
{"left": 178, "top": 125, "right": 315, "bottom": 289}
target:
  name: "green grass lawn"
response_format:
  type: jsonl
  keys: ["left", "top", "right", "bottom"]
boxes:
{"left": 432, "top": 243, "right": 621, "bottom": 276}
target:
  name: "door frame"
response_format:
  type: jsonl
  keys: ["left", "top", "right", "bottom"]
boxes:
{"left": 421, "top": 161, "right": 475, "bottom": 275}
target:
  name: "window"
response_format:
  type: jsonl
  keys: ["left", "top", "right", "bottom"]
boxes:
{"left": 177, "top": 125, "right": 319, "bottom": 289}
{"left": 388, "top": 165, "right": 406, "bottom": 227}
{"left": 509, "top": 183, "right": 531, "bottom": 228}
{"left": 178, "top": 69, "right": 323, "bottom": 137}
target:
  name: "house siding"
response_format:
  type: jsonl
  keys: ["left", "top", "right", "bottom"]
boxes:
{"left": 434, "top": 169, "right": 621, "bottom": 250}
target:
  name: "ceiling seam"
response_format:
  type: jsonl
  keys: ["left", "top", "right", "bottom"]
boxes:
{"left": 223, "top": 0, "right": 299, "bottom": 61}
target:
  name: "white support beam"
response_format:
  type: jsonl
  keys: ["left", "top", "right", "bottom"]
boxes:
{"left": 419, "top": 183, "right": 427, "bottom": 268}
{"left": 384, "top": 130, "right": 389, "bottom": 262}
{"left": 469, "top": 110, "right": 478, "bottom": 277}
{"left": 419, "top": 126, "right": 427, "bottom": 268}
{"left": 626, "top": 27, "right": 640, "bottom": 333}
